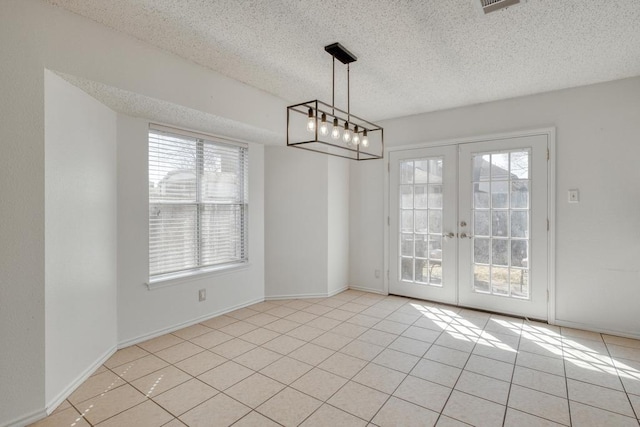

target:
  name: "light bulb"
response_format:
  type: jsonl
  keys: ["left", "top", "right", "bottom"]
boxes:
{"left": 319, "top": 113, "right": 329, "bottom": 136}
{"left": 342, "top": 122, "right": 351, "bottom": 143}
{"left": 362, "top": 129, "right": 369, "bottom": 147}
{"left": 306, "top": 108, "right": 315, "bottom": 132}
{"left": 331, "top": 118, "right": 341, "bottom": 140}
{"left": 352, "top": 125, "right": 360, "bottom": 145}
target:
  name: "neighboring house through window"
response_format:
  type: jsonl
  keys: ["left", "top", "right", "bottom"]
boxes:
{"left": 148, "top": 125, "right": 248, "bottom": 282}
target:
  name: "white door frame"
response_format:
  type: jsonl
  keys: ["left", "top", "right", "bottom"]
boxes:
{"left": 383, "top": 127, "right": 556, "bottom": 324}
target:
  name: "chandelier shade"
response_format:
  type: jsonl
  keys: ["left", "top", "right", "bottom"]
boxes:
{"left": 286, "top": 43, "right": 384, "bottom": 161}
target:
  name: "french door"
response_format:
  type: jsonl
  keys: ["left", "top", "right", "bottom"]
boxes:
{"left": 389, "top": 134, "right": 549, "bottom": 320}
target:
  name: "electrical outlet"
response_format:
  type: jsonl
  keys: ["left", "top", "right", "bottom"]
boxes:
{"left": 198, "top": 289, "right": 206, "bottom": 302}
{"left": 568, "top": 189, "right": 579, "bottom": 203}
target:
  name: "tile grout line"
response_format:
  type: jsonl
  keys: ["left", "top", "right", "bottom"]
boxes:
{"left": 602, "top": 334, "right": 640, "bottom": 421}
{"left": 500, "top": 316, "right": 524, "bottom": 426}
{"left": 560, "top": 328, "right": 576, "bottom": 426}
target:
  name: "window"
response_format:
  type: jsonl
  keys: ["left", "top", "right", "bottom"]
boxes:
{"left": 148, "top": 125, "right": 248, "bottom": 282}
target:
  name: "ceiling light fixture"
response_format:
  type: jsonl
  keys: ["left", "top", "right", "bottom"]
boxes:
{"left": 286, "top": 43, "right": 383, "bottom": 160}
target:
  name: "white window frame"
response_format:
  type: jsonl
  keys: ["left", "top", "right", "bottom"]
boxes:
{"left": 147, "top": 124, "right": 249, "bottom": 287}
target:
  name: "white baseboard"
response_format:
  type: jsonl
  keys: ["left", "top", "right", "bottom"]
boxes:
{"left": 348, "top": 285, "right": 387, "bottom": 295}
{"left": 265, "top": 292, "right": 331, "bottom": 301}
{"left": 328, "top": 286, "right": 349, "bottom": 297}
{"left": 266, "top": 286, "right": 349, "bottom": 301}
{"left": 2, "top": 408, "right": 48, "bottom": 427}
{"left": 118, "top": 297, "right": 265, "bottom": 348}
{"left": 3, "top": 345, "right": 116, "bottom": 427}
{"left": 553, "top": 319, "right": 640, "bottom": 340}
{"left": 45, "top": 345, "right": 117, "bottom": 415}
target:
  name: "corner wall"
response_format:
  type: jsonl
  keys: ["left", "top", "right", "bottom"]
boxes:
{"left": 264, "top": 148, "right": 350, "bottom": 299}
{"left": 327, "top": 156, "right": 350, "bottom": 295}
{"left": 44, "top": 71, "right": 118, "bottom": 408}
{"left": 264, "top": 147, "right": 329, "bottom": 298}
{"left": 349, "top": 76, "right": 640, "bottom": 337}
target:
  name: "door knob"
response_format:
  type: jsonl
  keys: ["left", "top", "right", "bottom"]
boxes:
{"left": 459, "top": 232, "right": 473, "bottom": 239}
{"left": 444, "top": 232, "right": 455, "bottom": 239}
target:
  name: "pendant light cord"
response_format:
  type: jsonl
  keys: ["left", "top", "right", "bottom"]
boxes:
{"left": 347, "top": 63, "right": 350, "bottom": 122}
{"left": 332, "top": 56, "right": 335, "bottom": 116}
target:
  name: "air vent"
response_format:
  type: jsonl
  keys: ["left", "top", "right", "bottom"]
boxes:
{"left": 480, "top": 0, "right": 520, "bottom": 14}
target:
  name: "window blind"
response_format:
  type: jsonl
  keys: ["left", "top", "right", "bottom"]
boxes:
{"left": 148, "top": 125, "right": 248, "bottom": 280}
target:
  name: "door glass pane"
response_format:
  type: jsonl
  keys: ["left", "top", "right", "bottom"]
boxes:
{"left": 428, "top": 159, "right": 443, "bottom": 183}
{"left": 401, "top": 161, "right": 414, "bottom": 184}
{"left": 401, "top": 210, "right": 413, "bottom": 232}
{"left": 415, "top": 259, "right": 428, "bottom": 283}
{"left": 510, "top": 152, "right": 529, "bottom": 179}
{"left": 401, "top": 258, "right": 413, "bottom": 281}
{"left": 474, "top": 238, "right": 490, "bottom": 264}
{"left": 510, "top": 268, "right": 529, "bottom": 298}
{"left": 474, "top": 264, "right": 490, "bottom": 293}
{"left": 398, "top": 155, "right": 444, "bottom": 287}
{"left": 473, "top": 183, "right": 490, "bottom": 209}
{"left": 473, "top": 154, "right": 491, "bottom": 181}
{"left": 401, "top": 186, "right": 413, "bottom": 209}
{"left": 492, "top": 240, "right": 508, "bottom": 266}
{"left": 510, "top": 211, "right": 528, "bottom": 238}
{"left": 492, "top": 211, "right": 508, "bottom": 237}
{"left": 414, "top": 160, "right": 429, "bottom": 183}
{"left": 492, "top": 267, "right": 509, "bottom": 295}
{"left": 474, "top": 211, "right": 490, "bottom": 236}
{"left": 428, "top": 210, "right": 442, "bottom": 234}
{"left": 472, "top": 149, "right": 531, "bottom": 299}
{"left": 415, "top": 210, "right": 428, "bottom": 233}
{"left": 511, "top": 181, "right": 529, "bottom": 209}
{"left": 491, "top": 181, "right": 509, "bottom": 208}
{"left": 401, "top": 234, "right": 414, "bottom": 257}
{"left": 415, "top": 234, "right": 429, "bottom": 258}
{"left": 414, "top": 185, "right": 428, "bottom": 209}
{"left": 491, "top": 153, "right": 510, "bottom": 180}
{"left": 428, "top": 184, "right": 443, "bottom": 208}
{"left": 429, "top": 236, "right": 442, "bottom": 260}
{"left": 511, "top": 240, "right": 528, "bottom": 268}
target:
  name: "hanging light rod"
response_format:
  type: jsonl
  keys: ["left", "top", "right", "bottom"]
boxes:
{"left": 286, "top": 43, "right": 384, "bottom": 161}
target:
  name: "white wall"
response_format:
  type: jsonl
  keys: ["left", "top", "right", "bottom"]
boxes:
{"left": 117, "top": 116, "right": 265, "bottom": 344}
{"left": 350, "top": 76, "right": 640, "bottom": 337}
{"left": 327, "top": 157, "right": 350, "bottom": 294}
{"left": 264, "top": 148, "right": 350, "bottom": 298}
{"left": 0, "top": 1, "right": 283, "bottom": 425}
{"left": 0, "top": 3, "right": 46, "bottom": 424}
{"left": 264, "top": 147, "right": 329, "bottom": 298}
{"left": 44, "top": 71, "right": 118, "bottom": 407}
{"left": 349, "top": 159, "right": 386, "bottom": 293}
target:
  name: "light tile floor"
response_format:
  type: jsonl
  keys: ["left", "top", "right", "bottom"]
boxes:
{"left": 31, "top": 290, "right": 640, "bottom": 427}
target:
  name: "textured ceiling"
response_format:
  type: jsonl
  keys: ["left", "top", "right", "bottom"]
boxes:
{"left": 55, "top": 72, "right": 281, "bottom": 145}
{"left": 47, "top": 0, "right": 640, "bottom": 121}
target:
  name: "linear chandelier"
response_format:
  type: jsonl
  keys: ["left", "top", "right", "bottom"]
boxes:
{"left": 286, "top": 43, "right": 384, "bottom": 161}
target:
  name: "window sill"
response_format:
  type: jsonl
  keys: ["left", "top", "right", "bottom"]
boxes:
{"left": 146, "top": 262, "right": 251, "bottom": 290}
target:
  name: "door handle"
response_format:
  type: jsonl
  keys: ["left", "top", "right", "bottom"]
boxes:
{"left": 444, "top": 232, "right": 455, "bottom": 239}
{"left": 459, "top": 232, "right": 473, "bottom": 239}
